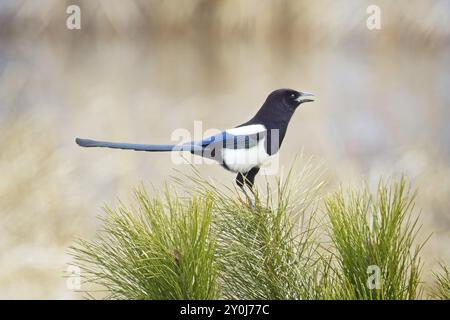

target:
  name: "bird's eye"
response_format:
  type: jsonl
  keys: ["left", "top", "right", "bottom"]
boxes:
{"left": 290, "top": 93, "right": 296, "bottom": 98}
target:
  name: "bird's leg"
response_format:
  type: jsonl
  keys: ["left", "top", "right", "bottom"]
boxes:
{"left": 236, "top": 167, "right": 260, "bottom": 209}
{"left": 236, "top": 172, "right": 253, "bottom": 207}
{"left": 240, "top": 185, "right": 255, "bottom": 209}
{"left": 240, "top": 187, "right": 254, "bottom": 208}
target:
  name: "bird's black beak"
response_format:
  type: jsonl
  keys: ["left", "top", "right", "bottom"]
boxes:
{"left": 296, "top": 92, "right": 315, "bottom": 103}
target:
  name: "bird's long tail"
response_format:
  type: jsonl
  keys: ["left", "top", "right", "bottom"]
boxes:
{"left": 75, "top": 138, "right": 202, "bottom": 152}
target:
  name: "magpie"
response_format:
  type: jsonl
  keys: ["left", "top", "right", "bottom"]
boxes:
{"left": 76, "top": 88, "right": 314, "bottom": 193}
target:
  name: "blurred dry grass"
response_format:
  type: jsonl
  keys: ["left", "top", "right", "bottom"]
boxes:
{"left": 0, "top": 0, "right": 449, "bottom": 298}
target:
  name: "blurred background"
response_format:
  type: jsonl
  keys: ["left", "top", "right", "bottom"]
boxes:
{"left": 0, "top": 0, "right": 449, "bottom": 299}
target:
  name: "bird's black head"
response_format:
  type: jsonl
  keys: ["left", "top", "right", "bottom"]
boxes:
{"left": 250, "top": 88, "right": 315, "bottom": 129}
{"left": 267, "top": 88, "right": 315, "bottom": 111}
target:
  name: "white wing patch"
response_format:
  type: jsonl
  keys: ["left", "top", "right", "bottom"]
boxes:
{"left": 225, "top": 124, "right": 266, "bottom": 136}
{"left": 222, "top": 124, "right": 270, "bottom": 173}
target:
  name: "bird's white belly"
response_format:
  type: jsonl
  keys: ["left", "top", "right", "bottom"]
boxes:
{"left": 222, "top": 138, "right": 270, "bottom": 173}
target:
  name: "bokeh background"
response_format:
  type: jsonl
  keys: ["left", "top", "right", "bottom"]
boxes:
{"left": 0, "top": 0, "right": 449, "bottom": 299}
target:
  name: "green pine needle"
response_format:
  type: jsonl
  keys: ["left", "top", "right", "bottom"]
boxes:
{"left": 325, "top": 177, "right": 428, "bottom": 299}
{"left": 69, "top": 162, "right": 435, "bottom": 300}
{"left": 432, "top": 264, "right": 450, "bottom": 300}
